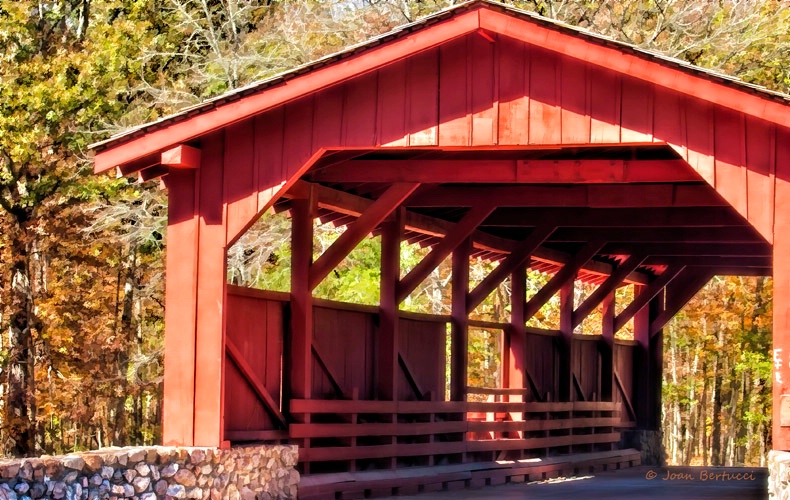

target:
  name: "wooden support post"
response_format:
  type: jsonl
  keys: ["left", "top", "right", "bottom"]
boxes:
{"left": 289, "top": 195, "right": 314, "bottom": 401}
{"left": 193, "top": 133, "right": 227, "bottom": 447}
{"left": 451, "top": 238, "right": 471, "bottom": 402}
{"left": 600, "top": 292, "right": 615, "bottom": 402}
{"left": 775, "top": 170, "right": 790, "bottom": 450}
{"left": 162, "top": 169, "right": 199, "bottom": 446}
{"left": 508, "top": 263, "right": 527, "bottom": 435}
{"left": 559, "top": 278, "right": 574, "bottom": 402}
{"left": 378, "top": 208, "right": 403, "bottom": 400}
{"left": 632, "top": 285, "right": 664, "bottom": 431}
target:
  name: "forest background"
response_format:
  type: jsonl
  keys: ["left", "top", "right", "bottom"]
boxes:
{"left": 0, "top": 0, "right": 785, "bottom": 466}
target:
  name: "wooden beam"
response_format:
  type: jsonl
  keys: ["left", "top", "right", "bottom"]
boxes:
{"left": 548, "top": 226, "right": 762, "bottom": 243}
{"left": 508, "top": 262, "right": 527, "bottom": 417}
{"left": 450, "top": 238, "right": 471, "bottom": 402}
{"left": 397, "top": 204, "right": 495, "bottom": 303}
{"left": 161, "top": 144, "right": 201, "bottom": 169}
{"left": 310, "top": 159, "right": 699, "bottom": 184}
{"left": 642, "top": 256, "right": 771, "bottom": 268}
{"left": 468, "top": 226, "right": 555, "bottom": 312}
{"left": 572, "top": 254, "right": 645, "bottom": 329}
{"left": 613, "top": 265, "right": 685, "bottom": 333}
{"left": 283, "top": 181, "right": 650, "bottom": 283}
{"left": 309, "top": 182, "right": 419, "bottom": 290}
{"left": 289, "top": 196, "right": 314, "bottom": 400}
{"left": 138, "top": 165, "right": 168, "bottom": 182}
{"left": 602, "top": 242, "right": 769, "bottom": 257}
{"left": 524, "top": 241, "right": 606, "bottom": 322}
{"left": 406, "top": 184, "right": 724, "bottom": 208}
{"left": 600, "top": 293, "right": 615, "bottom": 401}
{"left": 226, "top": 338, "right": 288, "bottom": 429}
{"left": 483, "top": 207, "right": 748, "bottom": 228}
{"left": 649, "top": 270, "right": 714, "bottom": 337}
{"left": 118, "top": 151, "right": 160, "bottom": 176}
{"left": 559, "top": 277, "right": 574, "bottom": 401}
{"left": 378, "top": 208, "right": 403, "bottom": 400}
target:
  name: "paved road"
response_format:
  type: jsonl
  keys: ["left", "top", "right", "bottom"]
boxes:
{"left": 381, "top": 466, "right": 768, "bottom": 499}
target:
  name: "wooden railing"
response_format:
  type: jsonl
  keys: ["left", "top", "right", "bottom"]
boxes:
{"left": 289, "top": 399, "right": 629, "bottom": 473}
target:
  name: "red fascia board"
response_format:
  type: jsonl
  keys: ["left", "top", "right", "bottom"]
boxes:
{"left": 478, "top": 9, "right": 790, "bottom": 128}
{"left": 92, "top": 10, "right": 482, "bottom": 174}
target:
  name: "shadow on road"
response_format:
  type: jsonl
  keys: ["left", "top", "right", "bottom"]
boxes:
{"left": 381, "top": 466, "right": 768, "bottom": 500}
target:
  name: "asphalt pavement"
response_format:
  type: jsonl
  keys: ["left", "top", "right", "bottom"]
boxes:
{"left": 380, "top": 466, "right": 768, "bottom": 499}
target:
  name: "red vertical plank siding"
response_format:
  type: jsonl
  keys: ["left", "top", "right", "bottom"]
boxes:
{"left": 714, "top": 108, "right": 748, "bottom": 218}
{"left": 193, "top": 131, "right": 227, "bottom": 447}
{"left": 225, "top": 294, "right": 274, "bottom": 432}
{"left": 774, "top": 128, "right": 790, "bottom": 450}
{"left": 684, "top": 98, "right": 716, "bottom": 186}
{"left": 529, "top": 47, "right": 561, "bottom": 144}
{"left": 407, "top": 49, "right": 439, "bottom": 146}
{"left": 162, "top": 169, "right": 199, "bottom": 446}
{"left": 653, "top": 89, "right": 686, "bottom": 154}
{"left": 560, "top": 58, "right": 590, "bottom": 144}
{"left": 343, "top": 72, "right": 378, "bottom": 147}
{"left": 254, "top": 108, "right": 286, "bottom": 211}
{"left": 224, "top": 119, "right": 257, "bottom": 244}
{"left": 282, "top": 97, "right": 316, "bottom": 181}
{"left": 312, "top": 85, "right": 344, "bottom": 149}
{"left": 470, "top": 34, "right": 497, "bottom": 146}
{"left": 399, "top": 319, "right": 445, "bottom": 400}
{"left": 620, "top": 77, "right": 653, "bottom": 143}
{"left": 377, "top": 61, "right": 408, "bottom": 146}
{"left": 497, "top": 36, "right": 529, "bottom": 145}
{"left": 588, "top": 67, "right": 620, "bottom": 143}
{"left": 745, "top": 117, "right": 775, "bottom": 243}
{"left": 438, "top": 37, "right": 470, "bottom": 146}
{"left": 266, "top": 300, "right": 284, "bottom": 402}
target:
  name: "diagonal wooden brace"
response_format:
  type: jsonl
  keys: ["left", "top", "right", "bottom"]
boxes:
{"left": 524, "top": 240, "right": 606, "bottom": 322}
{"left": 397, "top": 204, "right": 496, "bottom": 303}
{"left": 613, "top": 264, "right": 686, "bottom": 333}
{"left": 572, "top": 253, "right": 646, "bottom": 329}
{"left": 309, "top": 182, "right": 419, "bottom": 290}
{"left": 467, "top": 226, "right": 555, "bottom": 313}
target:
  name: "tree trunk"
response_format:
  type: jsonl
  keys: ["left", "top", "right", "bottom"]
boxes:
{"left": 5, "top": 219, "right": 36, "bottom": 457}
{"left": 711, "top": 330, "right": 723, "bottom": 466}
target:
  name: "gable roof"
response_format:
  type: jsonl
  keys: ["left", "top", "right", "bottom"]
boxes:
{"left": 91, "top": 0, "right": 790, "bottom": 173}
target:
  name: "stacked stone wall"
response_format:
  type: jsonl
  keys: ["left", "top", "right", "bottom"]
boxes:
{"left": 0, "top": 444, "right": 298, "bottom": 499}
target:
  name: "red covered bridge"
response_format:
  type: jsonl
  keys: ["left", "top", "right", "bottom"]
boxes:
{"left": 91, "top": 0, "right": 788, "bottom": 496}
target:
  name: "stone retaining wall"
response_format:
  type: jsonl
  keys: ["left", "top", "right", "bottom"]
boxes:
{"left": 0, "top": 444, "right": 298, "bottom": 499}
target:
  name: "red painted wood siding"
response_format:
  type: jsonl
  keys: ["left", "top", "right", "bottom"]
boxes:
{"left": 219, "top": 32, "right": 778, "bottom": 246}
{"left": 225, "top": 293, "right": 284, "bottom": 433}
{"left": 398, "top": 318, "right": 446, "bottom": 401}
